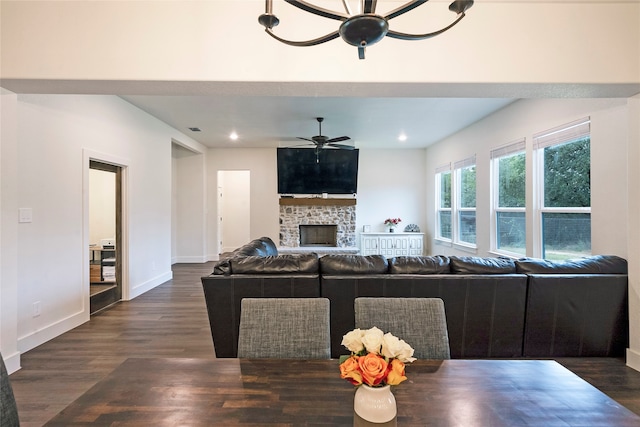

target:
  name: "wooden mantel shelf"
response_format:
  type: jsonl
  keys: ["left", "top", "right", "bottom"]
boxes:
{"left": 279, "top": 198, "right": 356, "bottom": 206}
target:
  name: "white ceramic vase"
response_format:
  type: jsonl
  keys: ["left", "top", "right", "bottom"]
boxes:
{"left": 353, "top": 384, "right": 397, "bottom": 423}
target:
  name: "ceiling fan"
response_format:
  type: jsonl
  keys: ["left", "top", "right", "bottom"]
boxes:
{"left": 296, "top": 117, "right": 354, "bottom": 152}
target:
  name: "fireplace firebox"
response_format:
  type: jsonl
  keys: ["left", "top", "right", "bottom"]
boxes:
{"left": 299, "top": 225, "right": 337, "bottom": 247}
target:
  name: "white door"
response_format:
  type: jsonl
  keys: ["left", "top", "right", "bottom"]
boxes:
{"left": 218, "top": 170, "right": 250, "bottom": 254}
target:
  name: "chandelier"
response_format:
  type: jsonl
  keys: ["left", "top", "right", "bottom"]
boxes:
{"left": 258, "top": 0, "right": 474, "bottom": 59}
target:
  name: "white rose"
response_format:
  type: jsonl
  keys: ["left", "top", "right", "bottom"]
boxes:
{"left": 361, "top": 327, "right": 384, "bottom": 355}
{"left": 395, "top": 339, "right": 416, "bottom": 363}
{"left": 341, "top": 328, "right": 365, "bottom": 353}
{"left": 381, "top": 332, "right": 403, "bottom": 359}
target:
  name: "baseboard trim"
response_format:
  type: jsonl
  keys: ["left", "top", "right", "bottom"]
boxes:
{"left": 3, "top": 350, "right": 21, "bottom": 374}
{"left": 626, "top": 348, "right": 640, "bottom": 373}
{"left": 173, "top": 256, "right": 208, "bottom": 263}
{"left": 18, "top": 310, "right": 88, "bottom": 355}
{"left": 129, "top": 271, "right": 173, "bottom": 300}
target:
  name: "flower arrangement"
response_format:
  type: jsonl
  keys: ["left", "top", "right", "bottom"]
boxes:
{"left": 339, "top": 327, "right": 416, "bottom": 387}
{"left": 384, "top": 218, "right": 402, "bottom": 227}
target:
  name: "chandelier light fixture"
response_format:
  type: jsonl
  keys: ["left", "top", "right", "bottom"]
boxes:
{"left": 258, "top": 0, "right": 474, "bottom": 59}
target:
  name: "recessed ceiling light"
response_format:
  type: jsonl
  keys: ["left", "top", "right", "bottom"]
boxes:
{"left": 230, "top": 131, "right": 239, "bottom": 141}
{"left": 398, "top": 133, "right": 407, "bottom": 142}
{"left": 188, "top": 127, "right": 201, "bottom": 132}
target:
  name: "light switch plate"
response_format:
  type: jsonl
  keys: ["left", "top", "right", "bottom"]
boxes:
{"left": 19, "top": 208, "right": 33, "bottom": 223}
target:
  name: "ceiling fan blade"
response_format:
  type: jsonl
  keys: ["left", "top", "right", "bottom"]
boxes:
{"left": 328, "top": 143, "right": 355, "bottom": 150}
{"left": 327, "top": 136, "right": 351, "bottom": 143}
{"left": 297, "top": 137, "right": 315, "bottom": 142}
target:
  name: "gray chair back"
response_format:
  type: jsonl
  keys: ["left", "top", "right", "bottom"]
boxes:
{"left": 354, "top": 297, "right": 451, "bottom": 359}
{"left": 1, "top": 353, "right": 20, "bottom": 426}
{"left": 237, "top": 298, "right": 331, "bottom": 359}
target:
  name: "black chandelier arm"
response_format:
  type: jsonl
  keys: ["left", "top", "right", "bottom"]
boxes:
{"left": 384, "top": 0, "right": 428, "bottom": 20}
{"left": 284, "top": 0, "right": 349, "bottom": 21}
{"left": 362, "top": 0, "right": 378, "bottom": 14}
{"left": 385, "top": 12, "right": 466, "bottom": 40}
{"left": 264, "top": 28, "right": 341, "bottom": 47}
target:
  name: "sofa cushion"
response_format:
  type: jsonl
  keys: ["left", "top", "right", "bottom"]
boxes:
{"left": 389, "top": 255, "right": 451, "bottom": 274}
{"left": 320, "top": 255, "right": 388, "bottom": 275}
{"left": 211, "top": 237, "right": 278, "bottom": 275}
{"left": 234, "top": 236, "right": 278, "bottom": 257}
{"left": 450, "top": 256, "right": 517, "bottom": 274}
{"left": 515, "top": 255, "right": 628, "bottom": 274}
{"left": 230, "top": 253, "right": 319, "bottom": 274}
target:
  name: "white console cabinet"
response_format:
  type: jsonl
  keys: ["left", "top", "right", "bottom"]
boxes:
{"left": 360, "top": 232, "right": 424, "bottom": 257}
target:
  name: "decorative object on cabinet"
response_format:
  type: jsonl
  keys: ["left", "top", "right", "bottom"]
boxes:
{"left": 384, "top": 218, "right": 401, "bottom": 233}
{"left": 404, "top": 224, "right": 420, "bottom": 232}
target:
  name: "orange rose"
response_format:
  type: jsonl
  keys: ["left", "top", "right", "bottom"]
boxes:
{"left": 385, "top": 359, "right": 407, "bottom": 386}
{"left": 358, "top": 352, "right": 388, "bottom": 386}
{"left": 339, "top": 356, "right": 363, "bottom": 386}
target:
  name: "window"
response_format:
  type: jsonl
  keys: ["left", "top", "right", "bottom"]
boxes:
{"left": 454, "top": 156, "right": 476, "bottom": 246}
{"left": 435, "top": 164, "right": 452, "bottom": 241}
{"left": 534, "top": 118, "right": 591, "bottom": 260}
{"left": 491, "top": 139, "right": 526, "bottom": 256}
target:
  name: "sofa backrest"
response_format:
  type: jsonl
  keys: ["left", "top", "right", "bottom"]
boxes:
{"left": 388, "top": 255, "right": 450, "bottom": 274}
{"left": 319, "top": 254, "right": 388, "bottom": 275}
{"left": 515, "top": 254, "right": 627, "bottom": 274}
{"left": 230, "top": 253, "right": 319, "bottom": 274}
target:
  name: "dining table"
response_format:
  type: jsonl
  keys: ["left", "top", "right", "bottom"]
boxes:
{"left": 44, "top": 357, "right": 640, "bottom": 426}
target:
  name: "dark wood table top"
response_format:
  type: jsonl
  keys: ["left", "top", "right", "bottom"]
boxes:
{"left": 45, "top": 358, "right": 640, "bottom": 426}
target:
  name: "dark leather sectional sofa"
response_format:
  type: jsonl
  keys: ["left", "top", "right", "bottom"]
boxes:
{"left": 201, "top": 237, "right": 628, "bottom": 359}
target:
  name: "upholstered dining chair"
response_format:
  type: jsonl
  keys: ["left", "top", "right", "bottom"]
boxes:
{"left": 1, "top": 352, "right": 20, "bottom": 426}
{"left": 354, "top": 297, "right": 451, "bottom": 359}
{"left": 237, "top": 298, "right": 331, "bottom": 359}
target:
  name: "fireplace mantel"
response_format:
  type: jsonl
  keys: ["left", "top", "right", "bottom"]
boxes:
{"left": 279, "top": 198, "right": 356, "bottom": 206}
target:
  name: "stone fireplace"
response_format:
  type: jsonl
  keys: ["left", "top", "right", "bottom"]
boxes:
{"left": 279, "top": 198, "right": 356, "bottom": 247}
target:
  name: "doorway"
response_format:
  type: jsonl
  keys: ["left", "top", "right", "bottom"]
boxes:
{"left": 89, "top": 160, "right": 123, "bottom": 314}
{"left": 217, "top": 170, "right": 250, "bottom": 255}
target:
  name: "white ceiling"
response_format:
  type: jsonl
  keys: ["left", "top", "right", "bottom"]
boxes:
{"left": 121, "top": 95, "right": 515, "bottom": 149}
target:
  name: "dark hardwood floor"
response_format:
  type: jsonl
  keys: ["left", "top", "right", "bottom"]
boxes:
{"left": 9, "top": 262, "right": 640, "bottom": 426}
{"left": 9, "top": 262, "right": 216, "bottom": 427}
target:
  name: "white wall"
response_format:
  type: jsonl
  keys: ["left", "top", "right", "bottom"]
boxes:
{"left": 89, "top": 169, "right": 116, "bottom": 245}
{"left": 355, "top": 149, "right": 427, "bottom": 237}
{"left": 207, "top": 148, "right": 279, "bottom": 258}
{"left": 172, "top": 144, "right": 207, "bottom": 263}
{"left": 627, "top": 94, "right": 640, "bottom": 371}
{"left": 205, "top": 147, "right": 428, "bottom": 254}
{"left": 0, "top": 89, "right": 20, "bottom": 372}
{"left": 424, "top": 98, "right": 630, "bottom": 258}
{"left": 1, "top": 2, "right": 638, "bottom": 91}
{"left": 12, "top": 94, "right": 199, "bottom": 355}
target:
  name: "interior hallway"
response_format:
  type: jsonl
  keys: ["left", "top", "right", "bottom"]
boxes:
{"left": 8, "top": 262, "right": 640, "bottom": 426}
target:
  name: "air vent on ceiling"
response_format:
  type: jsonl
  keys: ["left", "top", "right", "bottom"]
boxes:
{"left": 188, "top": 127, "right": 201, "bottom": 132}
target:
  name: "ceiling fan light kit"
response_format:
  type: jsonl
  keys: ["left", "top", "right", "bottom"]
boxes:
{"left": 258, "top": 0, "right": 474, "bottom": 59}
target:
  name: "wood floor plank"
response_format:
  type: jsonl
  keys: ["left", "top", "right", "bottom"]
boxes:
{"left": 8, "top": 262, "right": 640, "bottom": 426}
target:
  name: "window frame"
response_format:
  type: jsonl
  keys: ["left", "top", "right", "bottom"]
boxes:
{"left": 435, "top": 164, "right": 452, "bottom": 243}
{"left": 453, "top": 156, "right": 477, "bottom": 249}
{"left": 490, "top": 139, "right": 527, "bottom": 257}
{"left": 533, "top": 117, "right": 591, "bottom": 259}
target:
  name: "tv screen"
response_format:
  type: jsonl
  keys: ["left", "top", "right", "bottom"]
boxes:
{"left": 277, "top": 148, "right": 359, "bottom": 195}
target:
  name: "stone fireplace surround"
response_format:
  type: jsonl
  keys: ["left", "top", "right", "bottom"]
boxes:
{"left": 279, "top": 198, "right": 356, "bottom": 248}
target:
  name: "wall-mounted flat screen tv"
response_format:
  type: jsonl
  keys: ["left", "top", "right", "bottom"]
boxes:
{"left": 277, "top": 147, "right": 359, "bottom": 195}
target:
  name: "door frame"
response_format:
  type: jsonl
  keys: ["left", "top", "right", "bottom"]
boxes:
{"left": 83, "top": 149, "right": 130, "bottom": 307}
